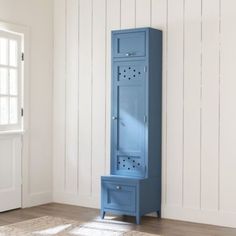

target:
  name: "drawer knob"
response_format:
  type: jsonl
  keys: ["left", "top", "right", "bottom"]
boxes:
{"left": 116, "top": 186, "right": 121, "bottom": 190}
{"left": 112, "top": 116, "right": 117, "bottom": 120}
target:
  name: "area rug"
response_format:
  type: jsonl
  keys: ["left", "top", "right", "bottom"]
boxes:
{"left": 0, "top": 216, "right": 158, "bottom": 235}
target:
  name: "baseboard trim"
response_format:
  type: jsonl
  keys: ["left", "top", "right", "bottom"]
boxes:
{"left": 162, "top": 205, "right": 236, "bottom": 228}
{"left": 24, "top": 192, "right": 52, "bottom": 208}
{"left": 53, "top": 192, "right": 99, "bottom": 209}
{"left": 53, "top": 193, "right": 236, "bottom": 228}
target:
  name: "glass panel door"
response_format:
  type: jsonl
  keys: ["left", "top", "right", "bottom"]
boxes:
{"left": 0, "top": 31, "right": 22, "bottom": 131}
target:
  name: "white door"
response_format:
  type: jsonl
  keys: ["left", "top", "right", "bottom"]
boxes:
{"left": 0, "top": 30, "right": 23, "bottom": 212}
{"left": 0, "top": 135, "right": 22, "bottom": 212}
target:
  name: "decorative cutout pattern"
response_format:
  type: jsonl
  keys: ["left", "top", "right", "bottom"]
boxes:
{"left": 118, "top": 65, "right": 143, "bottom": 81}
{"left": 117, "top": 156, "right": 142, "bottom": 171}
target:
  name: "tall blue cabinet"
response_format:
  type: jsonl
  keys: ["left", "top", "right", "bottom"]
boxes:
{"left": 101, "top": 27, "right": 162, "bottom": 224}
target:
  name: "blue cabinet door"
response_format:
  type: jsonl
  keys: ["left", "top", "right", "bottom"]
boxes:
{"left": 111, "top": 61, "right": 147, "bottom": 177}
{"left": 102, "top": 181, "right": 136, "bottom": 213}
{"left": 113, "top": 31, "right": 146, "bottom": 58}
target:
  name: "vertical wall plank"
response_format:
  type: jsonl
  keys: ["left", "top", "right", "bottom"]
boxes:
{"left": 151, "top": 0, "right": 167, "bottom": 206}
{"left": 53, "top": 0, "right": 66, "bottom": 195}
{"left": 121, "top": 0, "right": 135, "bottom": 29}
{"left": 166, "top": 0, "right": 184, "bottom": 207}
{"left": 136, "top": 0, "right": 151, "bottom": 27}
{"left": 201, "top": 0, "right": 220, "bottom": 210}
{"left": 105, "top": 0, "right": 121, "bottom": 174}
{"left": 151, "top": 0, "right": 166, "bottom": 30}
{"left": 183, "top": 0, "right": 201, "bottom": 208}
{"left": 91, "top": 0, "right": 106, "bottom": 197}
{"left": 220, "top": 0, "right": 236, "bottom": 212}
{"left": 65, "top": 0, "right": 79, "bottom": 194}
{"left": 78, "top": 0, "right": 92, "bottom": 196}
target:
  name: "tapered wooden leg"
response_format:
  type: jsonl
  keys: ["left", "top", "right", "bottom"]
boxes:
{"left": 101, "top": 211, "right": 106, "bottom": 219}
{"left": 156, "top": 210, "right": 161, "bottom": 218}
{"left": 136, "top": 215, "right": 141, "bottom": 224}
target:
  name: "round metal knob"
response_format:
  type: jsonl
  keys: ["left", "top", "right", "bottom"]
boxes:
{"left": 116, "top": 186, "right": 121, "bottom": 190}
{"left": 112, "top": 116, "right": 117, "bottom": 120}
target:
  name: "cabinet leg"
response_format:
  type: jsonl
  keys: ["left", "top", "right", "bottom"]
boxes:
{"left": 156, "top": 210, "right": 160, "bottom": 218}
{"left": 136, "top": 215, "right": 141, "bottom": 224}
{"left": 101, "top": 211, "right": 106, "bottom": 219}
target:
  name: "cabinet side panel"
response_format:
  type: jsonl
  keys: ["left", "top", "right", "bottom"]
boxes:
{"left": 148, "top": 29, "right": 162, "bottom": 179}
{"left": 140, "top": 178, "right": 160, "bottom": 215}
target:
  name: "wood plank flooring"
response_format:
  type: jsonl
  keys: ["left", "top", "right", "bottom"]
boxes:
{"left": 0, "top": 203, "right": 235, "bottom": 235}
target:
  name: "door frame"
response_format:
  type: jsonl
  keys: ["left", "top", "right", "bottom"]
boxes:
{"left": 0, "top": 21, "right": 30, "bottom": 208}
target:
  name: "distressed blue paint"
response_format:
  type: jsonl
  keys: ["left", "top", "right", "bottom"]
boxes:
{"left": 101, "top": 28, "right": 162, "bottom": 224}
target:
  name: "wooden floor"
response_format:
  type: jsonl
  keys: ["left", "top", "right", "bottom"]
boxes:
{"left": 0, "top": 203, "right": 235, "bottom": 235}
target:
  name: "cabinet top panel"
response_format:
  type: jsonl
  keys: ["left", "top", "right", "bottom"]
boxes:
{"left": 111, "top": 27, "right": 162, "bottom": 34}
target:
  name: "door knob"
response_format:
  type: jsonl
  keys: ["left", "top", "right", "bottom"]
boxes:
{"left": 112, "top": 116, "right": 117, "bottom": 120}
{"left": 116, "top": 186, "right": 121, "bottom": 190}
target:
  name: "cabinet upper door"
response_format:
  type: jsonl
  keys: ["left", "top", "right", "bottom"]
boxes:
{"left": 112, "top": 31, "right": 146, "bottom": 58}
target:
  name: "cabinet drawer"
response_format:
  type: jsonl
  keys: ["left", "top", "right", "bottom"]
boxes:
{"left": 113, "top": 31, "right": 146, "bottom": 58}
{"left": 102, "top": 181, "right": 136, "bottom": 213}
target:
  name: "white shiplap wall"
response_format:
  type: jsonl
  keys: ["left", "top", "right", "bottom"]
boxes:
{"left": 53, "top": 0, "right": 236, "bottom": 227}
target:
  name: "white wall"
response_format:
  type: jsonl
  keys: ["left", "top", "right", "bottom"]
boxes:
{"left": 0, "top": 0, "right": 53, "bottom": 207}
{"left": 53, "top": 0, "right": 236, "bottom": 228}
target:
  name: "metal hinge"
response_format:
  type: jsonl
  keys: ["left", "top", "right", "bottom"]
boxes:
{"left": 21, "top": 53, "right": 24, "bottom": 61}
{"left": 21, "top": 108, "right": 24, "bottom": 117}
{"left": 144, "top": 115, "right": 147, "bottom": 123}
